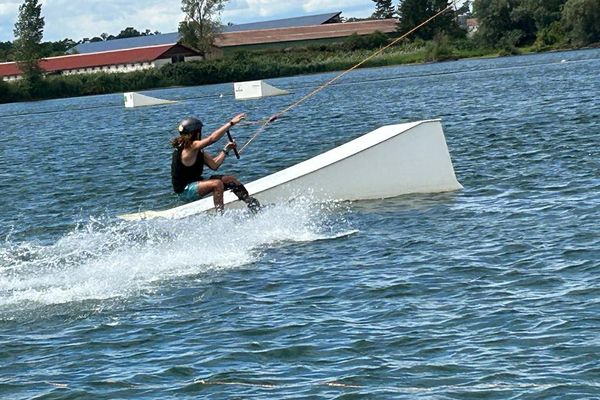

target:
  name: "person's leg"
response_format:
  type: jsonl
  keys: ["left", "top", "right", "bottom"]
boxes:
{"left": 213, "top": 175, "right": 261, "bottom": 213}
{"left": 197, "top": 179, "right": 225, "bottom": 213}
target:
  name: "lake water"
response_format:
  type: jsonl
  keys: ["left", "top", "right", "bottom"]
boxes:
{"left": 1, "top": 49, "right": 599, "bottom": 399}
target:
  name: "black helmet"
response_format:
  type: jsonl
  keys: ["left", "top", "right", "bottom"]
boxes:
{"left": 178, "top": 117, "right": 203, "bottom": 135}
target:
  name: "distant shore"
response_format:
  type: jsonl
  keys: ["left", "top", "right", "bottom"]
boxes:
{"left": 0, "top": 40, "right": 591, "bottom": 105}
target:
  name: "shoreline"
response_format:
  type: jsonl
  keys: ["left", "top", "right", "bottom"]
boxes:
{"left": 1, "top": 44, "right": 596, "bottom": 105}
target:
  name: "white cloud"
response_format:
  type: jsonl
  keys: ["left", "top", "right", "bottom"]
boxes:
{"left": 0, "top": 1, "right": 20, "bottom": 15}
{"left": 42, "top": 0, "right": 185, "bottom": 40}
{"left": 303, "top": 0, "right": 362, "bottom": 13}
{"left": 0, "top": 1, "right": 20, "bottom": 41}
{"left": 223, "top": 0, "right": 303, "bottom": 21}
{"left": 0, "top": 0, "right": 376, "bottom": 42}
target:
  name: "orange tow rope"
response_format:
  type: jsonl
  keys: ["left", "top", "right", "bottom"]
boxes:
{"left": 238, "top": 2, "right": 457, "bottom": 154}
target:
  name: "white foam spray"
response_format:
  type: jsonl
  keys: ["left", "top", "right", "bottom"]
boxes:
{"left": 0, "top": 198, "right": 355, "bottom": 312}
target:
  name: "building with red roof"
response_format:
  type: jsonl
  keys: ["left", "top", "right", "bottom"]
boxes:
{"left": 0, "top": 43, "right": 201, "bottom": 82}
{"left": 1, "top": 13, "right": 398, "bottom": 82}
{"left": 215, "top": 19, "right": 398, "bottom": 51}
{"left": 466, "top": 18, "right": 480, "bottom": 35}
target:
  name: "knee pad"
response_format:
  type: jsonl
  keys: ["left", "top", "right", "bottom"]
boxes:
{"left": 226, "top": 182, "right": 250, "bottom": 200}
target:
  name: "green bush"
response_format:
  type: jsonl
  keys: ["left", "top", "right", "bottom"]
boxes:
{"left": 533, "top": 21, "right": 567, "bottom": 50}
{"left": 344, "top": 31, "right": 389, "bottom": 51}
{"left": 452, "top": 38, "right": 479, "bottom": 52}
{"left": 424, "top": 33, "right": 455, "bottom": 62}
{"left": 0, "top": 80, "right": 19, "bottom": 102}
{"left": 562, "top": 0, "right": 600, "bottom": 46}
{"left": 497, "top": 30, "right": 523, "bottom": 55}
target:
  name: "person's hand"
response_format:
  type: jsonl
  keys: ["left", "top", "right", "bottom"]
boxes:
{"left": 225, "top": 141, "right": 237, "bottom": 151}
{"left": 223, "top": 140, "right": 237, "bottom": 154}
{"left": 230, "top": 113, "right": 246, "bottom": 126}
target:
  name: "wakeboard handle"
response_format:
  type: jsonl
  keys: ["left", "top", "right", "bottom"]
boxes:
{"left": 226, "top": 130, "right": 240, "bottom": 159}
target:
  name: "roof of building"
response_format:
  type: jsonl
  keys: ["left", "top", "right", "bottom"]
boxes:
{"left": 224, "top": 12, "right": 341, "bottom": 32}
{"left": 0, "top": 44, "right": 197, "bottom": 77}
{"left": 215, "top": 19, "right": 398, "bottom": 47}
{"left": 71, "top": 12, "right": 342, "bottom": 54}
{"left": 0, "top": 62, "right": 18, "bottom": 77}
{"left": 72, "top": 32, "right": 180, "bottom": 54}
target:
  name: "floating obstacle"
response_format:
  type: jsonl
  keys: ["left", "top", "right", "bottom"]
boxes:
{"left": 124, "top": 92, "right": 176, "bottom": 108}
{"left": 119, "top": 119, "right": 462, "bottom": 221}
{"left": 233, "top": 80, "right": 289, "bottom": 100}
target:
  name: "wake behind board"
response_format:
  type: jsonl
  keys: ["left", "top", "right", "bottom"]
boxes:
{"left": 119, "top": 120, "right": 462, "bottom": 221}
{"left": 298, "top": 229, "right": 359, "bottom": 243}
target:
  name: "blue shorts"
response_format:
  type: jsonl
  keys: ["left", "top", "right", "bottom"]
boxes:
{"left": 178, "top": 182, "right": 200, "bottom": 202}
{"left": 177, "top": 175, "right": 225, "bottom": 203}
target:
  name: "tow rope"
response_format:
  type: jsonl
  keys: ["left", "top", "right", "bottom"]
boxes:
{"left": 237, "top": 1, "right": 458, "bottom": 155}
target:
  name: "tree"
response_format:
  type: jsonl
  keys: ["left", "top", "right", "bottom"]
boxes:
{"left": 13, "top": 0, "right": 45, "bottom": 84}
{"left": 40, "top": 38, "right": 77, "bottom": 57}
{"left": 117, "top": 27, "right": 142, "bottom": 39}
{"left": 344, "top": 31, "right": 390, "bottom": 50}
{"left": 562, "top": 0, "right": 600, "bottom": 46}
{"left": 0, "top": 41, "right": 15, "bottom": 62}
{"left": 473, "top": 0, "right": 569, "bottom": 48}
{"left": 397, "top": 0, "right": 466, "bottom": 40}
{"left": 473, "top": 0, "right": 520, "bottom": 48}
{"left": 517, "top": 0, "right": 564, "bottom": 30}
{"left": 509, "top": 0, "right": 569, "bottom": 45}
{"left": 179, "top": 0, "right": 227, "bottom": 56}
{"left": 372, "top": 0, "right": 395, "bottom": 19}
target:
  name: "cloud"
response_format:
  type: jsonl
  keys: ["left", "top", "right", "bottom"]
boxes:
{"left": 302, "top": 0, "right": 367, "bottom": 13}
{"left": 0, "top": 0, "right": 20, "bottom": 41}
{"left": 0, "top": 0, "right": 20, "bottom": 16}
{"left": 223, "top": 0, "right": 305, "bottom": 21}
{"left": 0, "top": 0, "right": 375, "bottom": 42}
{"left": 40, "top": 0, "right": 183, "bottom": 40}
{"left": 222, "top": 0, "right": 372, "bottom": 23}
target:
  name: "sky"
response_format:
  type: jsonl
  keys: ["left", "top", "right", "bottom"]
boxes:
{"left": 0, "top": 0, "right": 377, "bottom": 42}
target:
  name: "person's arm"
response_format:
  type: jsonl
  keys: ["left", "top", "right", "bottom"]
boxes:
{"left": 204, "top": 141, "right": 237, "bottom": 170}
{"left": 190, "top": 113, "right": 246, "bottom": 151}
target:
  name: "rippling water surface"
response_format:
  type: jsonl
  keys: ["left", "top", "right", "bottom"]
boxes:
{"left": 1, "top": 49, "right": 599, "bottom": 399}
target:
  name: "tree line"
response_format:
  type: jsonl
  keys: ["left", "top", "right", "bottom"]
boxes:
{"left": 0, "top": 32, "right": 485, "bottom": 104}
{"left": 5, "top": 1, "right": 599, "bottom": 63}
{"left": 0, "top": 39, "right": 75, "bottom": 62}
{"left": 2, "top": 0, "right": 599, "bottom": 104}
{"left": 371, "top": 0, "right": 599, "bottom": 49}
{"left": 0, "top": 27, "right": 162, "bottom": 62}
{"left": 473, "top": 0, "right": 599, "bottom": 49}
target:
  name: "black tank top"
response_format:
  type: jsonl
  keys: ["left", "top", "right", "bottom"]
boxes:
{"left": 171, "top": 148, "right": 204, "bottom": 193}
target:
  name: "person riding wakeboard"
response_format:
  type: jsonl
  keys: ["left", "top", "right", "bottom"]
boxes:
{"left": 170, "top": 113, "right": 261, "bottom": 213}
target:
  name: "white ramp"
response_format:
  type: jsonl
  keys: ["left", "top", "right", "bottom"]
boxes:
{"left": 124, "top": 92, "right": 176, "bottom": 108}
{"left": 234, "top": 80, "right": 289, "bottom": 100}
{"left": 119, "top": 119, "right": 462, "bottom": 221}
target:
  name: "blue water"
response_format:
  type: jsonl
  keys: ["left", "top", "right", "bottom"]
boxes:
{"left": 1, "top": 49, "right": 599, "bottom": 399}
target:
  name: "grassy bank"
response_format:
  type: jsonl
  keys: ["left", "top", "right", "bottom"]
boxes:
{"left": 0, "top": 38, "right": 554, "bottom": 104}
